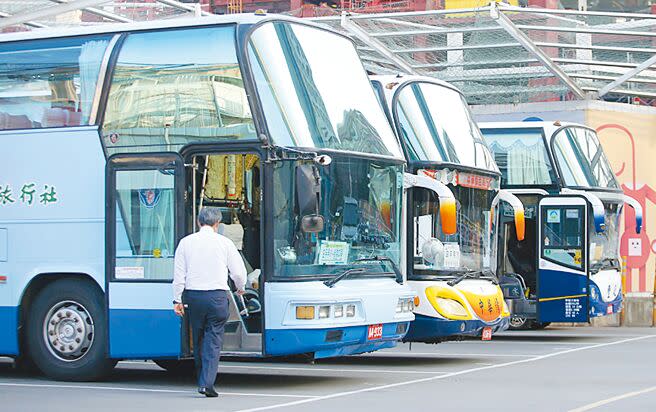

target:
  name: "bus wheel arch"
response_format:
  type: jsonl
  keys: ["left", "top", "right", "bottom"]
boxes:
{"left": 22, "top": 275, "right": 116, "bottom": 381}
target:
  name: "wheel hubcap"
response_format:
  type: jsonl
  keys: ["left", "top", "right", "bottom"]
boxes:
{"left": 509, "top": 316, "right": 527, "bottom": 328}
{"left": 43, "top": 300, "right": 94, "bottom": 362}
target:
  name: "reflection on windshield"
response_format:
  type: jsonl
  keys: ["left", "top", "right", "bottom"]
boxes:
{"left": 248, "top": 21, "right": 402, "bottom": 158}
{"left": 272, "top": 157, "right": 403, "bottom": 278}
{"left": 483, "top": 129, "right": 556, "bottom": 186}
{"left": 412, "top": 184, "right": 497, "bottom": 277}
{"left": 395, "top": 82, "right": 497, "bottom": 171}
{"left": 590, "top": 204, "right": 621, "bottom": 269}
{"left": 553, "top": 127, "right": 618, "bottom": 189}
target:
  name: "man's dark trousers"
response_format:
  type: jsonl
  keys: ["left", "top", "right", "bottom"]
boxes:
{"left": 184, "top": 289, "right": 230, "bottom": 389}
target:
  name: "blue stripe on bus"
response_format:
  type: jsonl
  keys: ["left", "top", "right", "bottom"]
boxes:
{"left": 0, "top": 306, "right": 19, "bottom": 355}
{"left": 108, "top": 309, "right": 181, "bottom": 359}
{"left": 265, "top": 322, "right": 408, "bottom": 358}
{"left": 405, "top": 314, "right": 509, "bottom": 342}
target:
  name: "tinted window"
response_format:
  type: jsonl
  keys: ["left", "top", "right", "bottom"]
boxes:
{"left": 248, "top": 22, "right": 402, "bottom": 158}
{"left": 102, "top": 26, "right": 255, "bottom": 154}
{"left": 552, "top": 127, "right": 618, "bottom": 189}
{"left": 0, "top": 35, "right": 111, "bottom": 130}
{"left": 542, "top": 206, "right": 585, "bottom": 269}
{"left": 395, "top": 82, "right": 497, "bottom": 171}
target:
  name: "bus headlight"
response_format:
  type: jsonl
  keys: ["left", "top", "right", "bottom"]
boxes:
{"left": 590, "top": 285, "right": 598, "bottom": 300}
{"left": 296, "top": 306, "right": 315, "bottom": 320}
{"left": 318, "top": 305, "right": 331, "bottom": 319}
{"left": 346, "top": 304, "right": 356, "bottom": 317}
{"left": 434, "top": 298, "right": 468, "bottom": 317}
{"left": 397, "top": 298, "right": 414, "bottom": 313}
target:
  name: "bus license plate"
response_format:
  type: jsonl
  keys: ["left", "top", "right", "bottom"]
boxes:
{"left": 482, "top": 327, "right": 492, "bottom": 341}
{"left": 367, "top": 324, "right": 383, "bottom": 340}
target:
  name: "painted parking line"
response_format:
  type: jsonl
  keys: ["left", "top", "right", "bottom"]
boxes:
{"left": 121, "top": 361, "right": 448, "bottom": 376}
{"left": 367, "top": 352, "right": 538, "bottom": 358}
{"left": 220, "top": 365, "right": 447, "bottom": 375}
{"left": 0, "top": 382, "right": 318, "bottom": 398}
{"left": 235, "top": 335, "right": 656, "bottom": 412}
{"left": 567, "top": 385, "right": 656, "bottom": 412}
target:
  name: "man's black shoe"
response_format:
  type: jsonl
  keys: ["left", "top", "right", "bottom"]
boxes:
{"left": 203, "top": 387, "right": 219, "bottom": 398}
{"left": 198, "top": 387, "right": 206, "bottom": 395}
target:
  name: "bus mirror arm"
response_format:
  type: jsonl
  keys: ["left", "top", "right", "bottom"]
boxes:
{"left": 403, "top": 173, "right": 457, "bottom": 235}
{"left": 561, "top": 189, "right": 606, "bottom": 233}
{"left": 623, "top": 194, "right": 643, "bottom": 234}
{"left": 492, "top": 190, "right": 525, "bottom": 241}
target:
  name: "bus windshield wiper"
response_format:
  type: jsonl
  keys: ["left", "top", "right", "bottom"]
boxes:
{"left": 324, "top": 268, "right": 367, "bottom": 288}
{"left": 447, "top": 270, "right": 497, "bottom": 286}
{"left": 355, "top": 256, "right": 403, "bottom": 284}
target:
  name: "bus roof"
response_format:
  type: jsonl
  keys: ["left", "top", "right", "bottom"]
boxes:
{"left": 0, "top": 13, "right": 317, "bottom": 44}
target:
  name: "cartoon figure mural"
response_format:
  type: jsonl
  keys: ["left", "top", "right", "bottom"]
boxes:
{"left": 596, "top": 124, "right": 656, "bottom": 293}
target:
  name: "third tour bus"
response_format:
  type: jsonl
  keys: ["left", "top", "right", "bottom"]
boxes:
{"left": 372, "top": 75, "right": 526, "bottom": 341}
{"left": 480, "top": 121, "right": 642, "bottom": 329}
{"left": 0, "top": 13, "right": 418, "bottom": 381}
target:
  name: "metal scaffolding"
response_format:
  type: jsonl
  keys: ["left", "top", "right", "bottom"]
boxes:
{"left": 313, "top": 3, "right": 656, "bottom": 104}
{"left": 2, "top": 1, "right": 656, "bottom": 104}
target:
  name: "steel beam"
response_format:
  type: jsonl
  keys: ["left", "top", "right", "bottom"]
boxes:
{"left": 0, "top": 0, "right": 112, "bottom": 29}
{"left": 490, "top": 2, "right": 586, "bottom": 99}
{"left": 49, "top": 0, "right": 133, "bottom": 23}
{"left": 597, "top": 53, "right": 656, "bottom": 97}
{"left": 0, "top": 11, "right": 48, "bottom": 28}
{"left": 157, "top": 0, "right": 213, "bottom": 16}
{"left": 340, "top": 12, "right": 418, "bottom": 75}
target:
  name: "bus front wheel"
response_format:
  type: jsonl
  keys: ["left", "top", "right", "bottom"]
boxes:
{"left": 26, "top": 279, "right": 116, "bottom": 381}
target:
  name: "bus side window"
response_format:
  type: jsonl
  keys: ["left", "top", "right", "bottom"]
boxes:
{"left": 0, "top": 36, "right": 112, "bottom": 130}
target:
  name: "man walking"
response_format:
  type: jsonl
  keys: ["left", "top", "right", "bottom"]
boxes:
{"left": 173, "top": 207, "right": 247, "bottom": 398}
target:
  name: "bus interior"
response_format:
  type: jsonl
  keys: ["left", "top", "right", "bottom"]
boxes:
{"left": 188, "top": 152, "right": 263, "bottom": 351}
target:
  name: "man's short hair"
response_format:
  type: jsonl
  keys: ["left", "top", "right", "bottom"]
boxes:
{"left": 198, "top": 207, "right": 222, "bottom": 227}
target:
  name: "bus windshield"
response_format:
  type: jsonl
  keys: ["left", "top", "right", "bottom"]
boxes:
{"left": 412, "top": 183, "right": 497, "bottom": 278}
{"left": 394, "top": 82, "right": 497, "bottom": 172}
{"left": 590, "top": 204, "right": 621, "bottom": 271}
{"left": 552, "top": 126, "right": 619, "bottom": 189}
{"left": 482, "top": 129, "right": 557, "bottom": 186}
{"left": 248, "top": 21, "right": 402, "bottom": 159}
{"left": 272, "top": 156, "right": 403, "bottom": 278}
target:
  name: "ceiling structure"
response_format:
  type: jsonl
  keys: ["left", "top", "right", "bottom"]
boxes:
{"left": 314, "top": 4, "right": 656, "bottom": 105}
{"left": 2, "top": 1, "right": 656, "bottom": 105}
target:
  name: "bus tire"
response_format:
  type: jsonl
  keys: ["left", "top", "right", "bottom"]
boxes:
{"left": 154, "top": 359, "right": 195, "bottom": 375}
{"left": 532, "top": 322, "right": 551, "bottom": 330}
{"left": 26, "top": 279, "right": 116, "bottom": 381}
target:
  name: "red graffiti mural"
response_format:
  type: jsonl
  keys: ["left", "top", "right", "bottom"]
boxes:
{"left": 597, "top": 124, "right": 656, "bottom": 292}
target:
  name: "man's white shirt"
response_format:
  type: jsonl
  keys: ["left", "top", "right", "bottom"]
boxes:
{"left": 173, "top": 225, "right": 247, "bottom": 303}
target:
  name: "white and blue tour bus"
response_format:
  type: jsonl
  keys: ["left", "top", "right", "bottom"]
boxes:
{"left": 480, "top": 121, "right": 642, "bottom": 329}
{"left": 371, "top": 75, "right": 527, "bottom": 341}
{"left": 0, "top": 13, "right": 418, "bottom": 381}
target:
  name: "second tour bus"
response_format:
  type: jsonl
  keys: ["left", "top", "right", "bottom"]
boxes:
{"left": 0, "top": 13, "right": 418, "bottom": 380}
{"left": 372, "top": 75, "right": 526, "bottom": 341}
{"left": 481, "top": 121, "right": 642, "bottom": 329}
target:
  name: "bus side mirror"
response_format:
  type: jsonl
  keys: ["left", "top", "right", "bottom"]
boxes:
{"left": 494, "top": 190, "right": 525, "bottom": 241}
{"left": 296, "top": 163, "right": 321, "bottom": 216}
{"left": 404, "top": 172, "right": 457, "bottom": 235}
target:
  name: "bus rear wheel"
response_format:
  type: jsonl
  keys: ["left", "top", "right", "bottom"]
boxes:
{"left": 26, "top": 279, "right": 116, "bottom": 381}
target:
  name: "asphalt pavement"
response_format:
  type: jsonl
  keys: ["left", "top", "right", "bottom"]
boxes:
{"left": 1, "top": 327, "right": 655, "bottom": 411}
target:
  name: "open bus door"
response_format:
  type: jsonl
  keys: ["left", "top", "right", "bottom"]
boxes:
{"left": 106, "top": 153, "right": 185, "bottom": 358}
{"left": 537, "top": 196, "right": 589, "bottom": 323}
